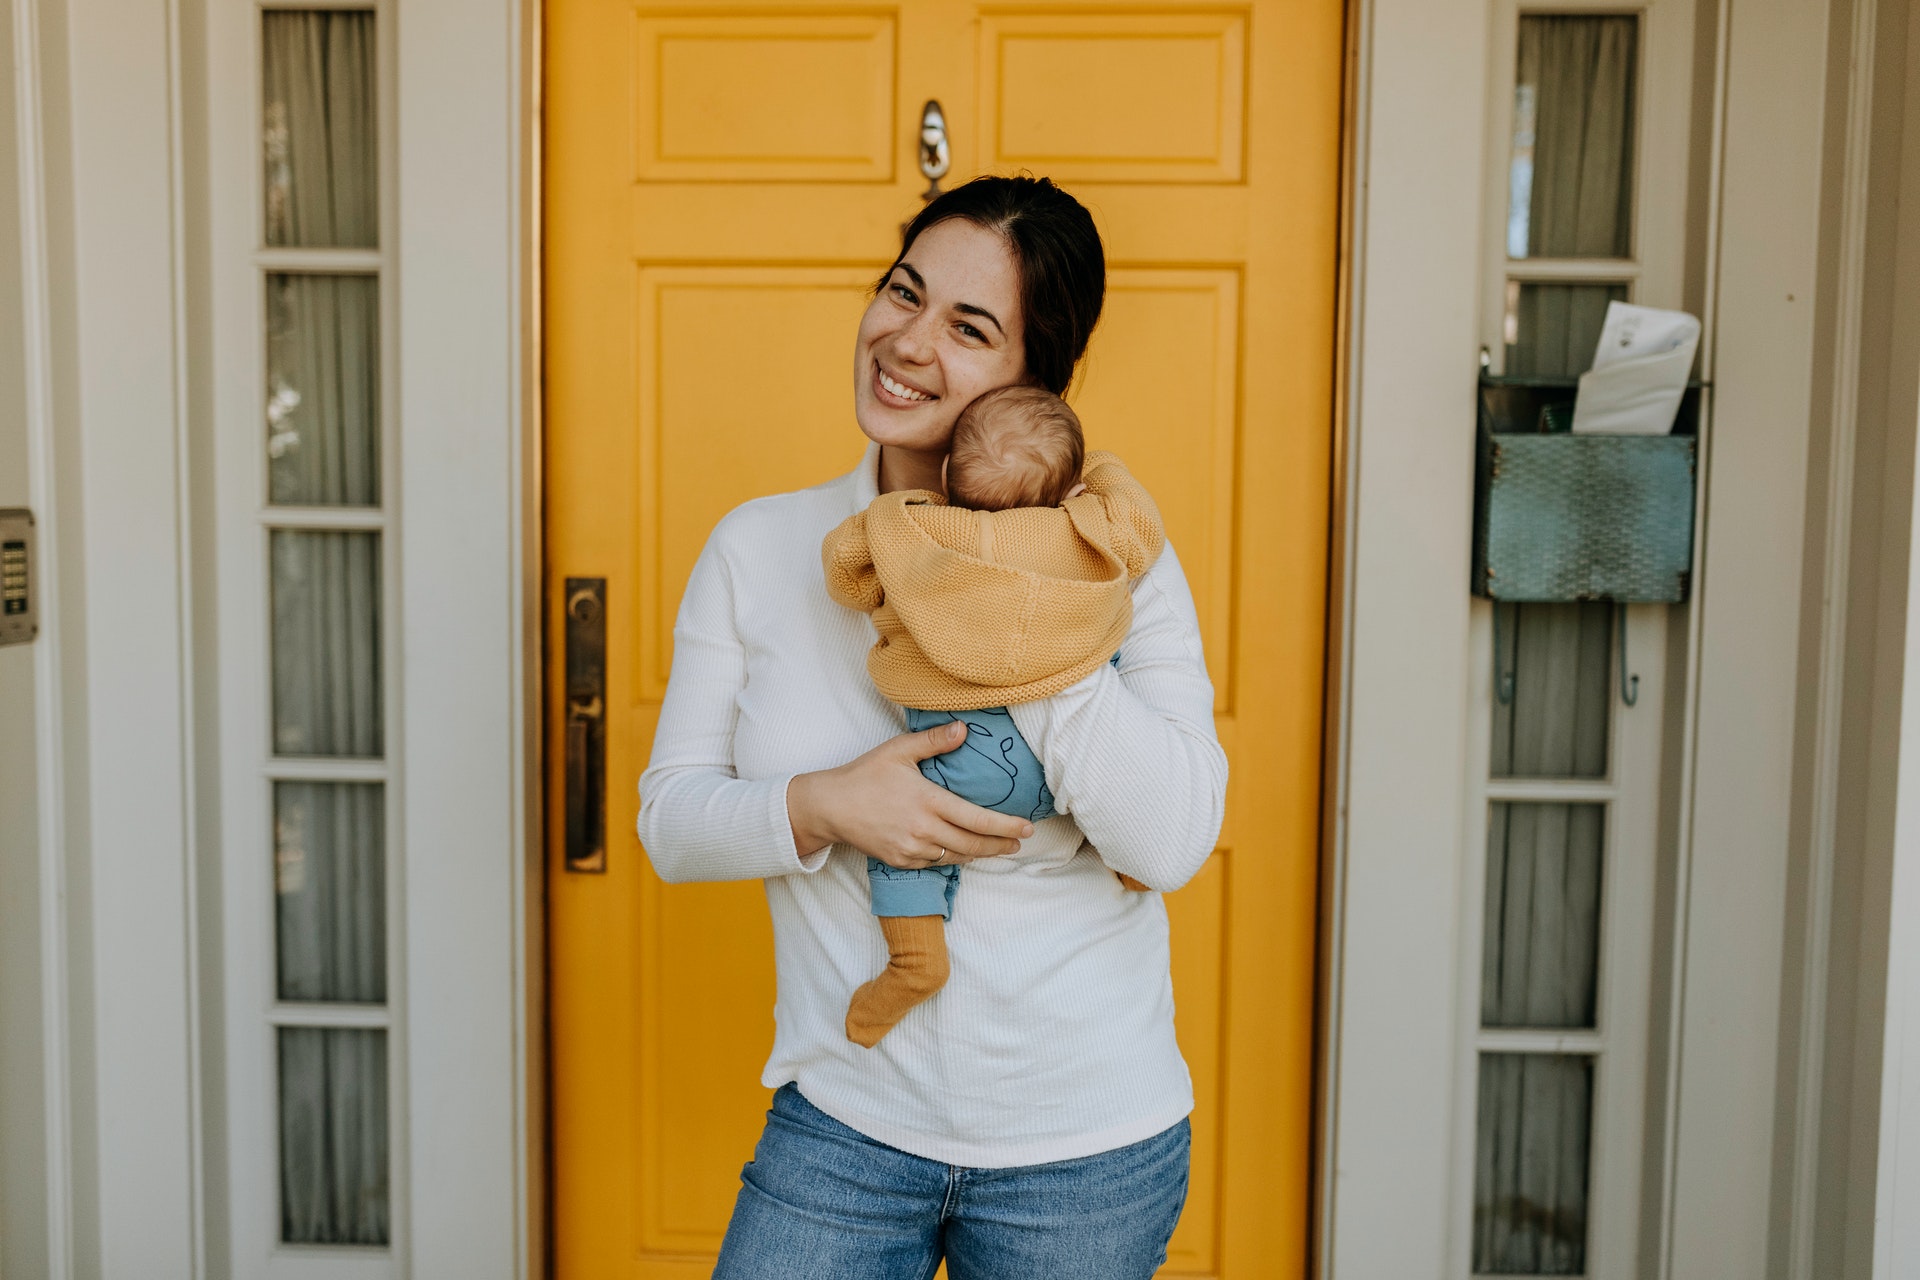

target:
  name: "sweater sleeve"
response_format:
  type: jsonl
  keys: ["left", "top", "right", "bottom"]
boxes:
{"left": 1005, "top": 542, "right": 1228, "bottom": 892}
{"left": 636, "top": 525, "right": 826, "bottom": 883}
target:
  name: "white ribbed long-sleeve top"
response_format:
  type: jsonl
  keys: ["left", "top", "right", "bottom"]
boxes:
{"left": 637, "top": 444, "right": 1228, "bottom": 1168}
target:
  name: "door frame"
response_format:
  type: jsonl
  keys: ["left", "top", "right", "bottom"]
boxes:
{"left": 1321, "top": 0, "right": 1862, "bottom": 1277}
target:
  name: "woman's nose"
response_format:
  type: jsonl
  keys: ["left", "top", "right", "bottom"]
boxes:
{"left": 889, "top": 312, "right": 937, "bottom": 365}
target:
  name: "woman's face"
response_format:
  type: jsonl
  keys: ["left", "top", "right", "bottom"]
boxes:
{"left": 853, "top": 217, "right": 1028, "bottom": 454}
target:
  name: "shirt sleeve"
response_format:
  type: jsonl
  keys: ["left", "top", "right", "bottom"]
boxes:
{"left": 636, "top": 526, "right": 826, "bottom": 884}
{"left": 1006, "top": 542, "right": 1228, "bottom": 892}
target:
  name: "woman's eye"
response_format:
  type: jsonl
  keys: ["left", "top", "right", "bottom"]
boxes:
{"left": 957, "top": 322, "right": 985, "bottom": 342}
{"left": 891, "top": 283, "right": 918, "bottom": 305}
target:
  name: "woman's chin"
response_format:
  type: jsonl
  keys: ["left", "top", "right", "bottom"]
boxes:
{"left": 855, "top": 399, "right": 952, "bottom": 453}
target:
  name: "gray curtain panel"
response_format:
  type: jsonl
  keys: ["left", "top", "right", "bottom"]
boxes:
{"left": 1504, "top": 13, "right": 1637, "bottom": 377}
{"left": 1492, "top": 601, "right": 1611, "bottom": 778}
{"left": 1474, "top": 1054, "right": 1593, "bottom": 1274}
{"left": 268, "top": 273, "right": 381, "bottom": 507}
{"left": 1482, "top": 802, "right": 1604, "bottom": 1030}
{"left": 1512, "top": 15, "right": 1636, "bottom": 259}
{"left": 1509, "top": 282, "right": 1629, "bottom": 377}
{"left": 271, "top": 529, "right": 383, "bottom": 759}
{"left": 1483, "top": 7, "right": 1633, "bottom": 1212}
{"left": 275, "top": 781, "right": 386, "bottom": 1004}
{"left": 279, "top": 1027, "right": 389, "bottom": 1245}
{"left": 262, "top": 9, "right": 387, "bottom": 1249}
{"left": 263, "top": 11, "right": 377, "bottom": 248}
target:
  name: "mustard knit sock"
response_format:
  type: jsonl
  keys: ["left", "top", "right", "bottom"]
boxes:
{"left": 846, "top": 915, "right": 950, "bottom": 1048}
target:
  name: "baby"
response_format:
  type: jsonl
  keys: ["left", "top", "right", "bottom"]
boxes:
{"left": 820, "top": 384, "right": 1165, "bottom": 1047}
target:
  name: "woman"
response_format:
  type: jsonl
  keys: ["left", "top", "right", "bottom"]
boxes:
{"left": 638, "top": 175, "right": 1228, "bottom": 1279}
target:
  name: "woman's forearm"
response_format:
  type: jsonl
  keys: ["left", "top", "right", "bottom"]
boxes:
{"left": 638, "top": 765, "right": 817, "bottom": 883}
{"left": 1010, "top": 664, "right": 1226, "bottom": 891}
{"left": 1007, "top": 548, "right": 1228, "bottom": 891}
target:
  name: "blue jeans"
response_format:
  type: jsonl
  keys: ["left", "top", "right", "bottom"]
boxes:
{"left": 714, "top": 1084, "right": 1191, "bottom": 1279}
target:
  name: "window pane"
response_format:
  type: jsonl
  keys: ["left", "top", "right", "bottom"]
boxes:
{"left": 276, "top": 782, "right": 385, "bottom": 1003}
{"left": 1492, "top": 602, "right": 1611, "bottom": 778}
{"left": 1474, "top": 1053, "right": 1592, "bottom": 1274}
{"left": 264, "top": 11, "right": 377, "bottom": 248}
{"left": 1507, "top": 15, "right": 1637, "bottom": 259}
{"left": 1504, "top": 281, "right": 1628, "bottom": 377}
{"left": 267, "top": 274, "right": 380, "bottom": 506}
{"left": 271, "top": 530, "right": 382, "bottom": 757}
{"left": 1482, "top": 802, "right": 1603, "bottom": 1029}
{"left": 279, "top": 1026, "right": 389, "bottom": 1245}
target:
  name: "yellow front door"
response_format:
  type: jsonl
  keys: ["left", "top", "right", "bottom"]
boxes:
{"left": 544, "top": 3, "right": 1342, "bottom": 1274}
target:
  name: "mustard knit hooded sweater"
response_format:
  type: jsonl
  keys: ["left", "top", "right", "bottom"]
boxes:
{"left": 821, "top": 451, "right": 1166, "bottom": 711}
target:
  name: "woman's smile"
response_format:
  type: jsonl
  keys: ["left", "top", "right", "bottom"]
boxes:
{"left": 874, "top": 361, "right": 937, "bottom": 405}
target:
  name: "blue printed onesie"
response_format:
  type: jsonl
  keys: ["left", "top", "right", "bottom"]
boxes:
{"left": 865, "top": 654, "right": 1119, "bottom": 921}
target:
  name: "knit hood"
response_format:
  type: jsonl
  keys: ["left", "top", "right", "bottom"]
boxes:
{"left": 822, "top": 451, "right": 1165, "bottom": 710}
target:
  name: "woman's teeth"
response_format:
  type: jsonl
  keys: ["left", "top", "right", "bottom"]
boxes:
{"left": 879, "top": 368, "right": 933, "bottom": 402}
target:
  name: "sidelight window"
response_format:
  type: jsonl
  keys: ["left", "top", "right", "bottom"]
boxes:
{"left": 1465, "top": 3, "right": 1696, "bottom": 1275}
{"left": 256, "top": 4, "right": 396, "bottom": 1257}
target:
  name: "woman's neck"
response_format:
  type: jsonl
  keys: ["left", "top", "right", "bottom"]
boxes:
{"left": 878, "top": 445, "right": 946, "bottom": 497}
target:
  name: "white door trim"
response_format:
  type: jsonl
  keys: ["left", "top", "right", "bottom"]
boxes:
{"left": 1877, "top": 364, "right": 1920, "bottom": 1266}
{"left": 9, "top": 0, "right": 74, "bottom": 1272}
{"left": 1319, "top": 0, "right": 1491, "bottom": 1269}
{"left": 1660, "top": 1, "right": 1830, "bottom": 1274}
{"left": 54, "top": 0, "right": 209, "bottom": 1273}
{"left": 394, "top": 0, "right": 536, "bottom": 1272}
{"left": 1790, "top": 0, "right": 1879, "bottom": 1271}
{"left": 1870, "top": 11, "right": 1920, "bottom": 1267}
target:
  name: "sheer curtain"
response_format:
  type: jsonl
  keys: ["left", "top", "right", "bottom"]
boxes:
{"left": 276, "top": 781, "right": 386, "bottom": 1003}
{"left": 1474, "top": 1054, "right": 1593, "bottom": 1274}
{"left": 1503, "top": 14, "right": 1637, "bottom": 378}
{"left": 262, "top": 7, "right": 388, "bottom": 1248}
{"left": 1509, "top": 282, "right": 1627, "bottom": 377}
{"left": 1477, "top": 603, "right": 1611, "bottom": 1273}
{"left": 1476, "top": 18, "right": 1636, "bottom": 1271}
{"left": 280, "top": 1027, "right": 389, "bottom": 1244}
{"left": 268, "top": 273, "right": 380, "bottom": 507}
{"left": 263, "top": 11, "right": 376, "bottom": 248}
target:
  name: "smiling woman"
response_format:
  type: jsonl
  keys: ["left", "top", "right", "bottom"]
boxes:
{"left": 545, "top": 2, "right": 1343, "bottom": 1269}
{"left": 631, "top": 175, "right": 1228, "bottom": 1279}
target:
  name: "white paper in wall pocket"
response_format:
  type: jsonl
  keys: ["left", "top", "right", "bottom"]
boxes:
{"left": 1570, "top": 302, "right": 1701, "bottom": 435}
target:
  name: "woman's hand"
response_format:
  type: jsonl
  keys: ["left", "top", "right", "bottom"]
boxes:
{"left": 788, "top": 722, "right": 1034, "bottom": 867}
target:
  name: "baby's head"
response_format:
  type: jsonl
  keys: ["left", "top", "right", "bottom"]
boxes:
{"left": 944, "top": 386, "right": 1085, "bottom": 512}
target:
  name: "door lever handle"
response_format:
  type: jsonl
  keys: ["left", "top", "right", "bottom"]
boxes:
{"left": 918, "top": 99, "right": 950, "bottom": 201}
{"left": 564, "top": 578, "right": 607, "bottom": 872}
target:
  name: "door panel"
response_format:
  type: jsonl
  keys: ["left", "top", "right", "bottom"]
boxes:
{"left": 980, "top": 12, "right": 1248, "bottom": 183}
{"left": 633, "top": 13, "right": 898, "bottom": 183}
{"left": 545, "top": 2, "right": 1342, "bottom": 1275}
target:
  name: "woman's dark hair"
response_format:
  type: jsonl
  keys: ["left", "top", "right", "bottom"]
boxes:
{"left": 884, "top": 175, "right": 1105, "bottom": 396}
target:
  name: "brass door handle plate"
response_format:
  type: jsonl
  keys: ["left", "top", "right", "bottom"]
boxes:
{"left": 564, "top": 578, "right": 607, "bottom": 873}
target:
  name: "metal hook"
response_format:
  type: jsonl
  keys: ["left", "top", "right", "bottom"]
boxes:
{"left": 1617, "top": 604, "right": 1639, "bottom": 707}
{"left": 1494, "top": 604, "right": 1515, "bottom": 705}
